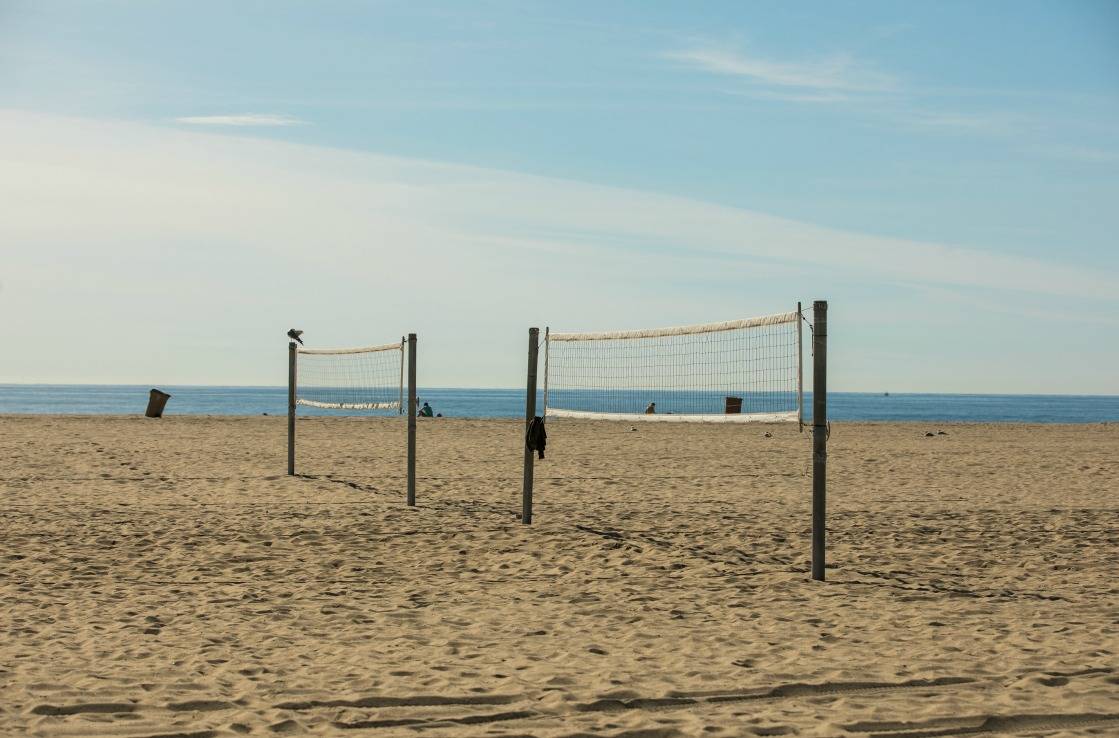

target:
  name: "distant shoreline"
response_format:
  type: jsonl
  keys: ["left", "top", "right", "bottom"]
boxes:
{"left": 0, "top": 416, "right": 1111, "bottom": 429}
{"left": 1, "top": 386, "right": 1117, "bottom": 423}
{"left": 1, "top": 383, "right": 1116, "bottom": 398}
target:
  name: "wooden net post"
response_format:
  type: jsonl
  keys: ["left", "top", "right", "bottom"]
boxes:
{"left": 407, "top": 333, "right": 417, "bottom": 506}
{"left": 522, "top": 327, "right": 539, "bottom": 524}
{"left": 811, "top": 300, "right": 828, "bottom": 581}
{"left": 287, "top": 341, "right": 297, "bottom": 476}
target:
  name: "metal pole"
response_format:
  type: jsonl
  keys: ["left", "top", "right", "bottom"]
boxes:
{"left": 522, "top": 327, "right": 539, "bottom": 525}
{"left": 287, "top": 341, "right": 297, "bottom": 476}
{"left": 407, "top": 333, "right": 417, "bottom": 506}
{"left": 541, "top": 327, "right": 550, "bottom": 419}
{"left": 797, "top": 301, "right": 804, "bottom": 432}
{"left": 811, "top": 300, "right": 827, "bottom": 581}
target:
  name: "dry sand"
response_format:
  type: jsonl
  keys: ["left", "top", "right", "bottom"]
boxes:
{"left": 1, "top": 415, "right": 1116, "bottom": 737}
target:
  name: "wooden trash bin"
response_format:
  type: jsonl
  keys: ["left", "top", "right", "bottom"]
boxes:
{"left": 145, "top": 389, "right": 171, "bottom": 418}
{"left": 724, "top": 396, "right": 743, "bottom": 414}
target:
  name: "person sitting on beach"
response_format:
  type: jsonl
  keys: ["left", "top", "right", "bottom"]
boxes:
{"left": 645, "top": 402, "right": 656, "bottom": 414}
{"left": 419, "top": 401, "right": 434, "bottom": 417}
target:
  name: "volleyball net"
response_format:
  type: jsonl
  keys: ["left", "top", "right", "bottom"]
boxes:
{"left": 543, "top": 309, "right": 802, "bottom": 423}
{"left": 295, "top": 341, "right": 404, "bottom": 413}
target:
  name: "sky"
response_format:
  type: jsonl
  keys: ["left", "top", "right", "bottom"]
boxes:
{"left": 1, "top": 1, "right": 1117, "bottom": 392}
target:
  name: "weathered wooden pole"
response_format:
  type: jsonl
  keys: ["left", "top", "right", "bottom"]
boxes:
{"left": 407, "top": 333, "right": 417, "bottom": 506}
{"left": 522, "top": 327, "right": 539, "bottom": 524}
{"left": 811, "top": 300, "right": 828, "bottom": 581}
{"left": 287, "top": 341, "right": 297, "bottom": 476}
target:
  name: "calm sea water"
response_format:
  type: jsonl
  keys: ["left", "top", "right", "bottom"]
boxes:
{"left": 0, "top": 385, "right": 1117, "bottom": 423}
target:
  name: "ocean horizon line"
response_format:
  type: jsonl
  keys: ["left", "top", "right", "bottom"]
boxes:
{"left": 2, "top": 384, "right": 1118, "bottom": 423}
{"left": 1, "top": 383, "right": 1116, "bottom": 399}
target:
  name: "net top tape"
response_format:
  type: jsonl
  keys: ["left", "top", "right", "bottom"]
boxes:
{"left": 297, "top": 341, "right": 403, "bottom": 355}
{"left": 549, "top": 310, "right": 797, "bottom": 342}
{"left": 546, "top": 408, "right": 798, "bottom": 423}
{"left": 297, "top": 398, "right": 400, "bottom": 410}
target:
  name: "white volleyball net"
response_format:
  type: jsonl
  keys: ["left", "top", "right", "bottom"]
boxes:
{"left": 296, "top": 341, "right": 404, "bottom": 412}
{"left": 544, "top": 310, "right": 802, "bottom": 423}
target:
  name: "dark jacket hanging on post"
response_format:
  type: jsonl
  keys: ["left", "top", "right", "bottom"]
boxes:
{"left": 526, "top": 416, "right": 547, "bottom": 459}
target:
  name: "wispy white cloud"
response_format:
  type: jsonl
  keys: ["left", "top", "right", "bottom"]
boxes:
{"left": 913, "top": 284, "right": 1119, "bottom": 328}
{"left": 663, "top": 45, "right": 1039, "bottom": 143}
{"left": 174, "top": 113, "right": 306, "bottom": 127}
{"left": 870, "top": 22, "right": 916, "bottom": 40}
{"left": 718, "top": 88, "right": 853, "bottom": 104}
{"left": 0, "top": 112, "right": 1115, "bottom": 390}
{"left": 898, "top": 110, "right": 1010, "bottom": 133}
{"left": 1036, "top": 144, "right": 1119, "bottom": 164}
{"left": 663, "top": 48, "right": 896, "bottom": 93}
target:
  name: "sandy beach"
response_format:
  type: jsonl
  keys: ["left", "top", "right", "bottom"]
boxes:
{"left": 1, "top": 415, "right": 1116, "bottom": 737}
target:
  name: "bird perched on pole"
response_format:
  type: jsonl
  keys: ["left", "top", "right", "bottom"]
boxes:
{"left": 287, "top": 329, "right": 304, "bottom": 345}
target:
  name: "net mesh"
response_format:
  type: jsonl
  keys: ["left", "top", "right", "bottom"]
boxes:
{"left": 544, "top": 311, "right": 801, "bottom": 423}
{"left": 296, "top": 342, "right": 404, "bottom": 412}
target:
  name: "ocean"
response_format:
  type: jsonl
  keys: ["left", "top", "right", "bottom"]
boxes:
{"left": 0, "top": 385, "right": 1116, "bottom": 423}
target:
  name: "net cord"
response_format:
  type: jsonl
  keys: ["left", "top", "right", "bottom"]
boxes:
{"left": 297, "top": 342, "right": 402, "bottom": 355}
{"left": 549, "top": 311, "right": 797, "bottom": 342}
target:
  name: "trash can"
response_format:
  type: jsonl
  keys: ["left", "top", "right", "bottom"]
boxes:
{"left": 724, "top": 396, "right": 743, "bottom": 414}
{"left": 145, "top": 389, "right": 172, "bottom": 418}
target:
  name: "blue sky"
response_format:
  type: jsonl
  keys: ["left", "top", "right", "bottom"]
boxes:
{"left": 1, "top": 1, "right": 1117, "bottom": 391}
